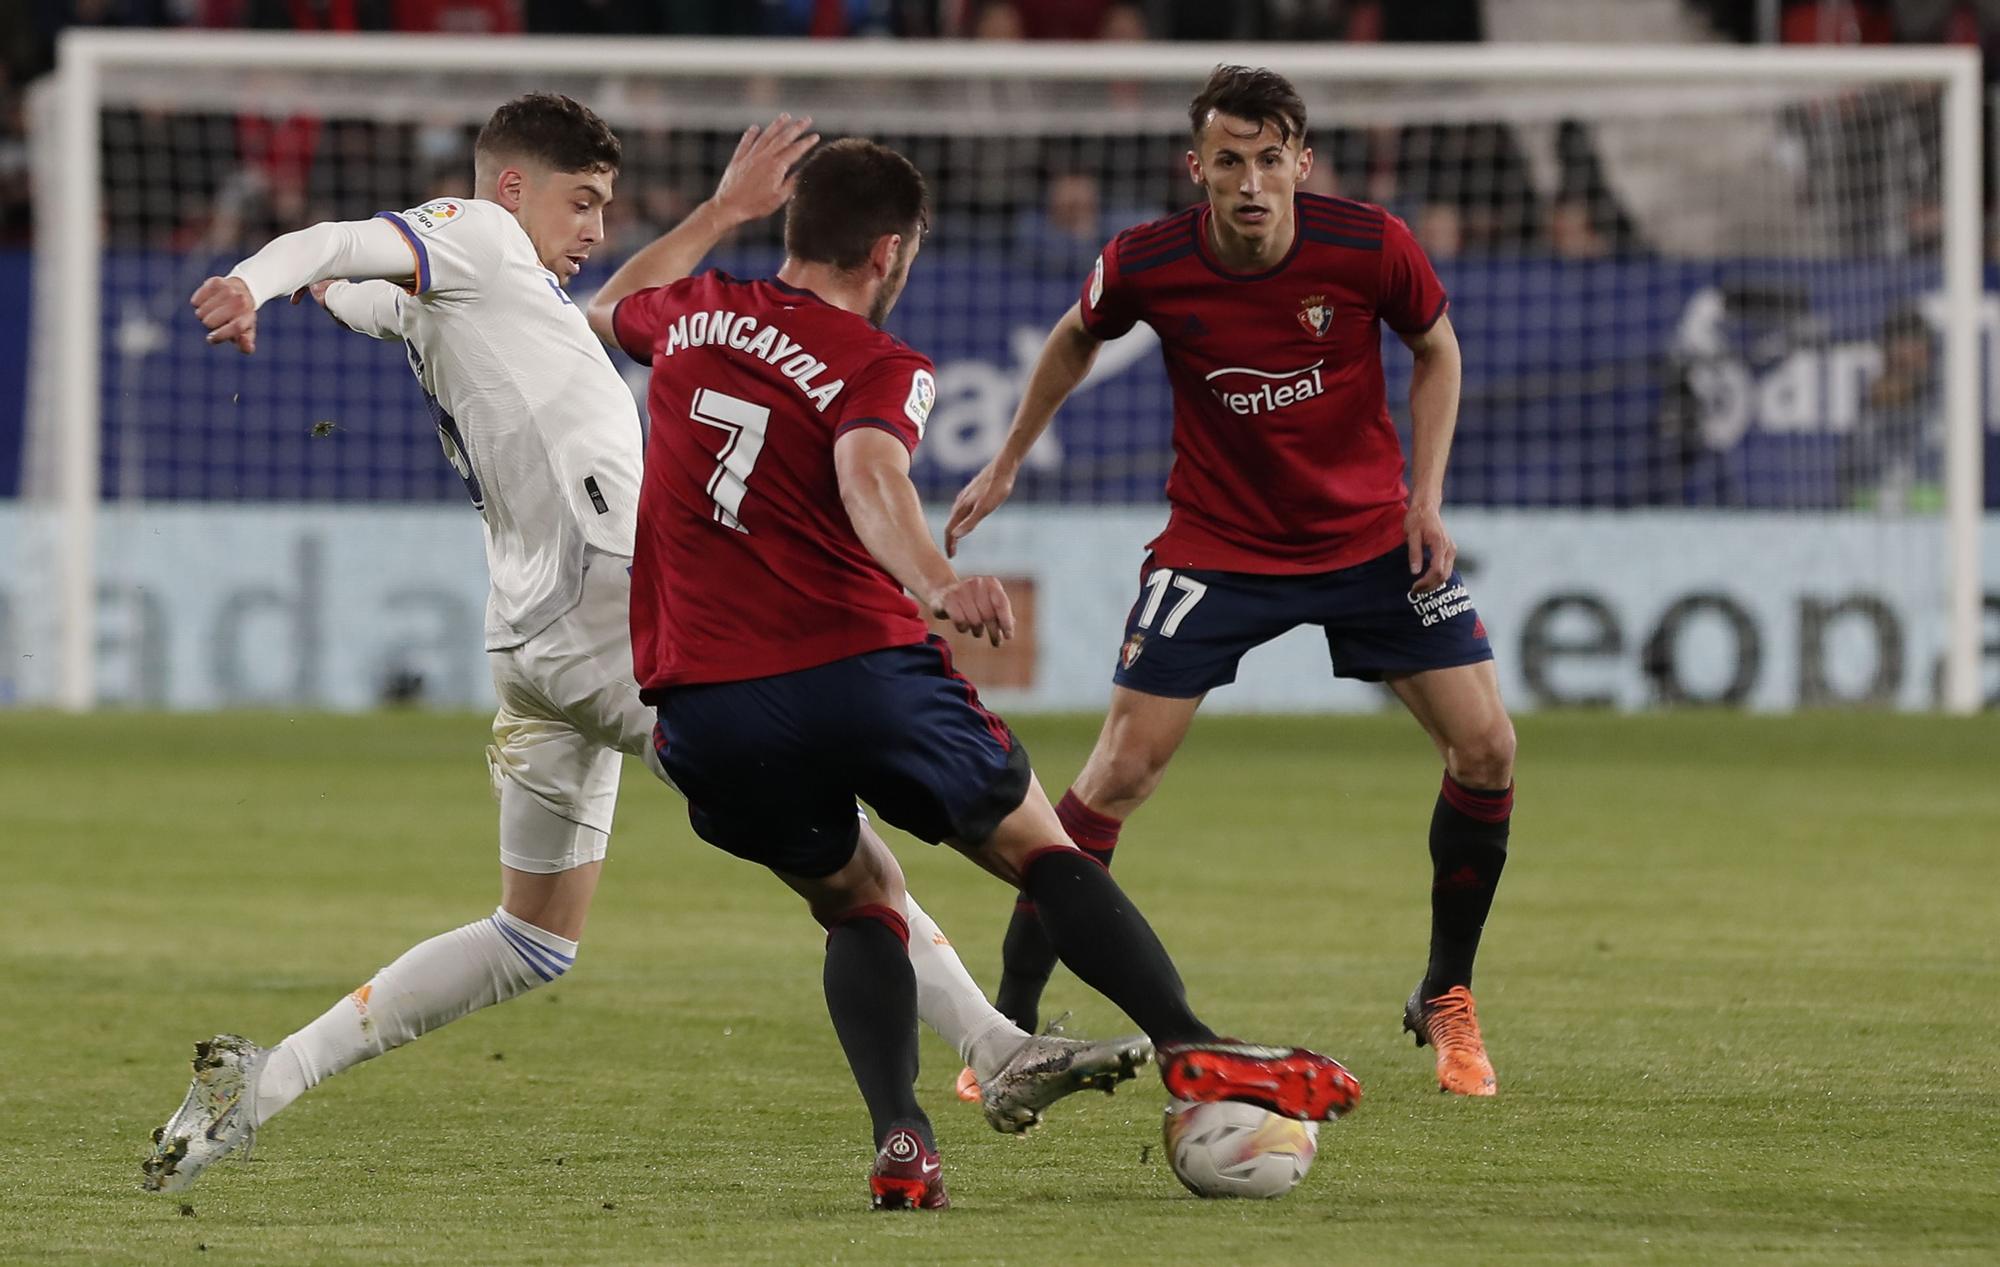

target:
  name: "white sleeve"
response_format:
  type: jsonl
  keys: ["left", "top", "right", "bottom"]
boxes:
{"left": 321, "top": 279, "right": 406, "bottom": 341}
{"left": 227, "top": 217, "right": 420, "bottom": 308}
{"left": 370, "top": 198, "right": 500, "bottom": 301}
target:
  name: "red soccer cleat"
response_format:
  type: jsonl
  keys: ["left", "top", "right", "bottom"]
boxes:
{"left": 1158, "top": 1040, "right": 1363, "bottom": 1122}
{"left": 868, "top": 1127, "right": 949, "bottom": 1211}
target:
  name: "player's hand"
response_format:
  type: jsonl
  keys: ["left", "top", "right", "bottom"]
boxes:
{"left": 929, "top": 575, "right": 1016, "bottom": 647}
{"left": 944, "top": 458, "right": 1019, "bottom": 558}
{"left": 291, "top": 279, "right": 338, "bottom": 306}
{"left": 713, "top": 114, "right": 820, "bottom": 226}
{"left": 192, "top": 276, "right": 259, "bottom": 354}
{"left": 1405, "top": 502, "right": 1456, "bottom": 594}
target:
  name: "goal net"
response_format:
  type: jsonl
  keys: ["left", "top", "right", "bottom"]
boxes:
{"left": 15, "top": 36, "right": 1986, "bottom": 712}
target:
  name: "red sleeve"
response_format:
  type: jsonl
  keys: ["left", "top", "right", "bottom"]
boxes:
{"left": 835, "top": 349, "right": 937, "bottom": 454}
{"left": 1377, "top": 213, "right": 1449, "bottom": 335}
{"left": 1077, "top": 235, "right": 1141, "bottom": 340}
{"left": 610, "top": 283, "right": 682, "bottom": 365}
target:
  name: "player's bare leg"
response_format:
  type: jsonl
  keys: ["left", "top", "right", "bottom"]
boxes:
{"left": 1387, "top": 659, "right": 1516, "bottom": 1096}
{"left": 959, "top": 773, "right": 1360, "bottom": 1123}
{"left": 1069, "top": 687, "right": 1207, "bottom": 821}
{"left": 499, "top": 857, "right": 601, "bottom": 941}
{"left": 776, "top": 831, "right": 946, "bottom": 1211}
{"left": 990, "top": 688, "right": 1202, "bottom": 1040}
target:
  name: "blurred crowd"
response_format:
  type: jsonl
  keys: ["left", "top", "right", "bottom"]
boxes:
{"left": 1775, "top": 0, "right": 2000, "bottom": 46}
{"left": 6, "top": 0, "right": 1494, "bottom": 42}
{"left": 0, "top": 0, "right": 1993, "bottom": 258}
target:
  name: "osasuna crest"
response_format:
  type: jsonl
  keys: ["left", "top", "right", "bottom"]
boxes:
{"left": 1296, "top": 294, "right": 1333, "bottom": 338}
{"left": 1119, "top": 631, "right": 1146, "bottom": 670}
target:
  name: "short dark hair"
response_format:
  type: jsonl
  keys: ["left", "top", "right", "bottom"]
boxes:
{"left": 1188, "top": 65, "right": 1307, "bottom": 147}
{"left": 475, "top": 93, "right": 620, "bottom": 175}
{"left": 783, "top": 138, "right": 929, "bottom": 271}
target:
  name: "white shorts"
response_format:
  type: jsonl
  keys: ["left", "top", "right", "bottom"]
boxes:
{"left": 486, "top": 551, "right": 664, "bottom": 873}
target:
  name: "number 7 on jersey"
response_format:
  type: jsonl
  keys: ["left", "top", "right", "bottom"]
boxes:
{"left": 692, "top": 387, "right": 770, "bottom": 533}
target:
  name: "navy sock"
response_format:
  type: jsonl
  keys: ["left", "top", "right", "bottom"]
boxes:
{"left": 995, "top": 791, "right": 1124, "bottom": 1032}
{"left": 1423, "top": 775, "right": 1512, "bottom": 999}
{"left": 1022, "top": 848, "right": 1213, "bottom": 1046}
{"left": 823, "top": 905, "right": 933, "bottom": 1151}
{"left": 995, "top": 900, "right": 1057, "bottom": 1033}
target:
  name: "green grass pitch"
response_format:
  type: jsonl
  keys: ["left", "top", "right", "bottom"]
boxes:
{"left": 3, "top": 710, "right": 1996, "bottom": 1265}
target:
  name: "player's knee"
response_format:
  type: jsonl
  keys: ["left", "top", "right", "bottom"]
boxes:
{"left": 489, "top": 906, "right": 579, "bottom": 993}
{"left": 1450, "top": 716, "right": 1517, "bottom": 788}
{"left": 806, "top": 832, "right": 905, "bottom": 926}
{"left": 811, "top": 879, "right": 904, "bottom": 931}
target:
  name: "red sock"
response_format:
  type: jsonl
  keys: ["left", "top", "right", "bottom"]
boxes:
{"left": 1056, "top": 789, "right": 1122, "bottom": 869}
{"left": 824, "top": 903, "right": 910, "bottom": 947}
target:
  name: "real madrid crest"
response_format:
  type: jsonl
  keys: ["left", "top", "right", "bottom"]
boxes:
{"left": 1297, "top": 294, "right": 1333, "bottom": 338}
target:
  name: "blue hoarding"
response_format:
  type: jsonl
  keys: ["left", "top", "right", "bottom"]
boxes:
{"left": 1, "top": 248, "right": 1995, "bottom": 507}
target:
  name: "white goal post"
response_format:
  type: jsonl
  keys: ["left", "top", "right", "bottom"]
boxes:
{"left": 25, "top": 32, "right": 1986, "bottom": 713}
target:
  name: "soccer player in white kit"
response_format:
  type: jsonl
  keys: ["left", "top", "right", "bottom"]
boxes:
{"left": 142, "top": 96, "right": 1145, "bottom": 1194}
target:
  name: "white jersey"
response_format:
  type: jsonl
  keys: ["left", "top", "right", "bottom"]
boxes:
{"left": 305, "top": 199, "right": 641, "bottom": 649}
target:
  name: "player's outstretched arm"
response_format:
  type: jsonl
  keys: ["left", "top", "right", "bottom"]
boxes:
{"left": 585, "top": 114, "right": 819, "bottom": 348}
{"left": 303, "top": 278, "right": 405, "bottom": 341}
{"left": 192, "top": 218, "right": 420, "bottom": 354}
{"left": 1400, "top": 312, "right": 1464, "bottom": 594}
{"left": 836, "top": 427, "right": 1015, "bottom": 647}
{"left": 944, "top": 302, "right": 1102, "bottom": 557}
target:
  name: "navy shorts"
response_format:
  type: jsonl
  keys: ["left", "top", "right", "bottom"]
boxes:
{"left": 1111, "top": 545, "right": 1494, "bottom": 698}
{"left": 652, "top": 636, "right": 1032, "bottom": 879}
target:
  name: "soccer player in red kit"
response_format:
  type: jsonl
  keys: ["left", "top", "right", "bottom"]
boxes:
{"left": 948, "top": 67, "right": 1517, "bottom": 1099}
{"left": 597, "top": 138, "right": 1359, "bottom": 1210}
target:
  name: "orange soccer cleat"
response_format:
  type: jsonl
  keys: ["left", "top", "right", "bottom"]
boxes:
{"left": 954, "top": 1066, "right": 981, "bottom": 1103}
{"left": 1402, "top": 985, "right": 1498, "bottom": 1096}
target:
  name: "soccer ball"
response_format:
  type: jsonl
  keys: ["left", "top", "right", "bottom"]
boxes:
{"left": 1161, "top": 1098, "right": 1319, "bottom": 1199}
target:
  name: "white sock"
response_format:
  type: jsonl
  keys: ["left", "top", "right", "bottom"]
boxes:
{"left": 252, "top": 907, "right": 577, "bottom": 1126}
{"left": 903, "top": 892, "right": 1025, "bottom": 1081}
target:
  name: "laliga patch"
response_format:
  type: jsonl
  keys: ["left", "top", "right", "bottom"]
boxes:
{"left": 404, "top": 199, "right": 465, "bottom": 235}
{"left": 903, "top": 369, "right": 936, "bottom": 436}
{"left": 1089, "top": 253, "right": 1106, "bottom": 310}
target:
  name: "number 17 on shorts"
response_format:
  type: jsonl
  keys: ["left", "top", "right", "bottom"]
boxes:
{"left": 1108, "top": 550, "right": 1495, "bottom": 699}
{"left": 1113, "top": 566, "right": 1216, "bottom": 698}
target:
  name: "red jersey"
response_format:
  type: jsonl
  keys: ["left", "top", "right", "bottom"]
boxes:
{"left": 1079, "top": 193, "right": 1448, "bottom": 574}
{"left": 615, "top": 272, "right": 938, "bottom": 691}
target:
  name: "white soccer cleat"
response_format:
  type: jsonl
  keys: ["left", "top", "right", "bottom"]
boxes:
{"left": 141, "top": 1034, "right": 269, "bottom": 1193}
{"left": 981, "top": 1030, "right": 1154, "bottom": 1135}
